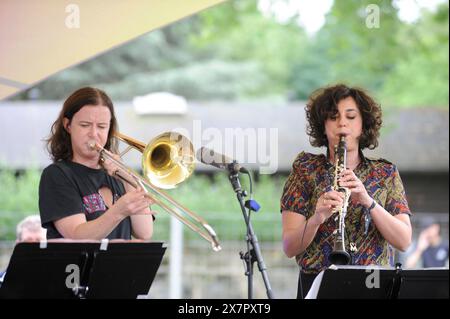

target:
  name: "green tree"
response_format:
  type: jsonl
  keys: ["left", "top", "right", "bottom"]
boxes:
{"left": 289, "top": 0, "right": 405, "bottom": 100}
{"left": 0, "top": 167, "right": 40, "bottom": 239}
{"left": 10, "top": 0, "right": 448, "bottom": 108}
{"left": 192, "top": 0, "right": 308, "bottom": 96}
{"left": 380, "top": 2, "right": 449, "bottom": 108}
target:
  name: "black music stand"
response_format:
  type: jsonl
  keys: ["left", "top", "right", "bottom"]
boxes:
{"left": 0, "top": 240, "right": 166, "bottom": 299}
{"left": 306, "top": 265, "right": 449, "bottom": 299}
{"left": 396, "top": 268, "right": 449, "bottom": 299}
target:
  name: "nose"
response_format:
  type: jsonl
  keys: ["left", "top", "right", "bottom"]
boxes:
{"left": 337, "top": 115, "right": 348, "bottom": 127}
{"left": 88, "top": 125, "right": 98, "bottom": 137}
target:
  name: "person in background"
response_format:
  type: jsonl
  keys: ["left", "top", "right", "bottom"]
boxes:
{"left": 16, "top": 215, "right": 47, "bottom": 243}
{"left": 0, "top": 215, "right": 46, "bottom": 286}
{"left": 405, "top": 217, "right": 448, "bottom": 268}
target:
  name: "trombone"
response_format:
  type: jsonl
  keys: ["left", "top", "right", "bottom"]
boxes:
{"left": 88, "top": 131, "right": 221, "bottom": 252}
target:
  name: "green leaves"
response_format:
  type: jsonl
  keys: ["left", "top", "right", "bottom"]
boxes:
{"left": 0, "top": 167, "right": 40, "bottom": 240}
{"left": 0, "top": 168, "right": 285, "bottom": 241}
{"left": 14, "top": 0, "right": 448, "bottom": 108}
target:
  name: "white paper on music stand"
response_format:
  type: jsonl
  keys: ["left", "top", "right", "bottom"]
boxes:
{"left": 305, "top": 270, "right": 325, "bottom": 299}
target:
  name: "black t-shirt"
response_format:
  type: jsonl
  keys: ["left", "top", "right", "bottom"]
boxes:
{"left": 39, "top": 160, "right": 131, "bottom": 239}
{"left": 422, "top": 243, "right": 449, "bottom": 268}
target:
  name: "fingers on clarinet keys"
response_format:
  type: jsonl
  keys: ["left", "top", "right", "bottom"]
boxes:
{"left": 324, "top": 193, "right": 343, "bottom": 207}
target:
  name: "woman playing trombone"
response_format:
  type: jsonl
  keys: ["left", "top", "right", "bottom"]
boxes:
{"left": 39, "top": 87, "right": 155, "bottom": 240}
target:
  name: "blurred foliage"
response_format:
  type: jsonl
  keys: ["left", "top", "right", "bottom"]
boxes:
{"left": 158, "top": 173, "right": 286, "bottom": 243}
{"left": 290, "top": 0, "right": 405, "bottom": 99}
{"left": 0, "top": 167, "right": 286, "bottom": 242}
{"left": 12, "top": 0, "right": 448, "bottom": 108}
{"left": 0, "top": 167, "right": 40, "bottom": 240}
{"left": 379, "top": 3, "right": 449, "bottom": 107}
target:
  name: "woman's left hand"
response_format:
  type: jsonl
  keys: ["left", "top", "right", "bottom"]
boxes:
{"left": 100, "top": 152, "right": 123, "bottom": 177}
{"left": 338, "top": 169, "right": 372, "bottom": 208}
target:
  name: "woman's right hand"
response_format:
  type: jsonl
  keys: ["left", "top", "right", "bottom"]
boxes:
{"left": 111, "top": 187, "right": 155, "bottom": 218}
{"left": 311, "top": 191, "right": 344, "bottom": 225}
{"left": 417, "top": 230, "right": 431, "bottom": 253}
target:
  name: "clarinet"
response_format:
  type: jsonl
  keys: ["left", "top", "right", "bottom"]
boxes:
{"left": 328, "top": 135, "right": 352, "bottom": 265}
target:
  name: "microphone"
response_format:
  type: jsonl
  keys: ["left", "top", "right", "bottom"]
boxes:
{"left": 197, "top": 147, "right": 248, "bottom": 173}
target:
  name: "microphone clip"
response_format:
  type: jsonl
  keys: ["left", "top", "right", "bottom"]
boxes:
{"left": 227, "top": 161, "right": 248, "bottom": 174}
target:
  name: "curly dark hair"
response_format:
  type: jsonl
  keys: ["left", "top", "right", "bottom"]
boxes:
{"left": 305, "top": 84, "right": 382, "bottom": 150}
{"left": 46, "top": 87, "right": 118, "bottom": 162}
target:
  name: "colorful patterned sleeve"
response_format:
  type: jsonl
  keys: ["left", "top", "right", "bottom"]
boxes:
{"left": 385, "top": 165, "right": 412, "bottom": 216}
{"left": 280, "top": 152, "right": 312, "bottom": 217}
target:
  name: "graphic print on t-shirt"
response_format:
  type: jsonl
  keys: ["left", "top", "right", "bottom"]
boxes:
{"left": 82, "top": 193, "right": 107, "bottom": 214}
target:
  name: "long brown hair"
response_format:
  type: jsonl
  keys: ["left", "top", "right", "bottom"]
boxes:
{"left": 46, "top": 87, "right": 118, "bottom": 162}
{"left": 305, "top": 84, "right": 382, "bottom": 150}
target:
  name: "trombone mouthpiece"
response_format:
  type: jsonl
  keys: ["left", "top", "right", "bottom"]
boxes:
{"left": 87, "top": 140, "right": 98, "bottom": 150}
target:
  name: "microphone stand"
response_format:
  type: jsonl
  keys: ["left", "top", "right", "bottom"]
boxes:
{"left": 227, "top": 163, "right": 274, "bottom": 299}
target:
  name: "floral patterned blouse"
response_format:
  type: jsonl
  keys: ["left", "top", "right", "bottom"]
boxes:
{"left": 280, "top": 151, "right": 411, "bottom": 274}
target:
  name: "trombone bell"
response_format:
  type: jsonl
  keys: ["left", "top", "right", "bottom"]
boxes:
{"left": 142, "top": 132, "right": 195, "bottom": 190}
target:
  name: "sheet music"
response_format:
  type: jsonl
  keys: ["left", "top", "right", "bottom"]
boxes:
{"left": 302, "top": 265, "right": 448, "bottom": 299}
{"left": 305, "top": 265, "right": 393, "bottom": 299}
{"left": 305, "top": 270, "right": 325, "bottom": 299}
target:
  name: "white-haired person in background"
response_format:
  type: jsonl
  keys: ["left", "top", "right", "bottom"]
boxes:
{"left": 15, "top": 215, "right": 47, "bottom": 243}
{"left": 0, "top": 215, "right": 46, "bottom": 286}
